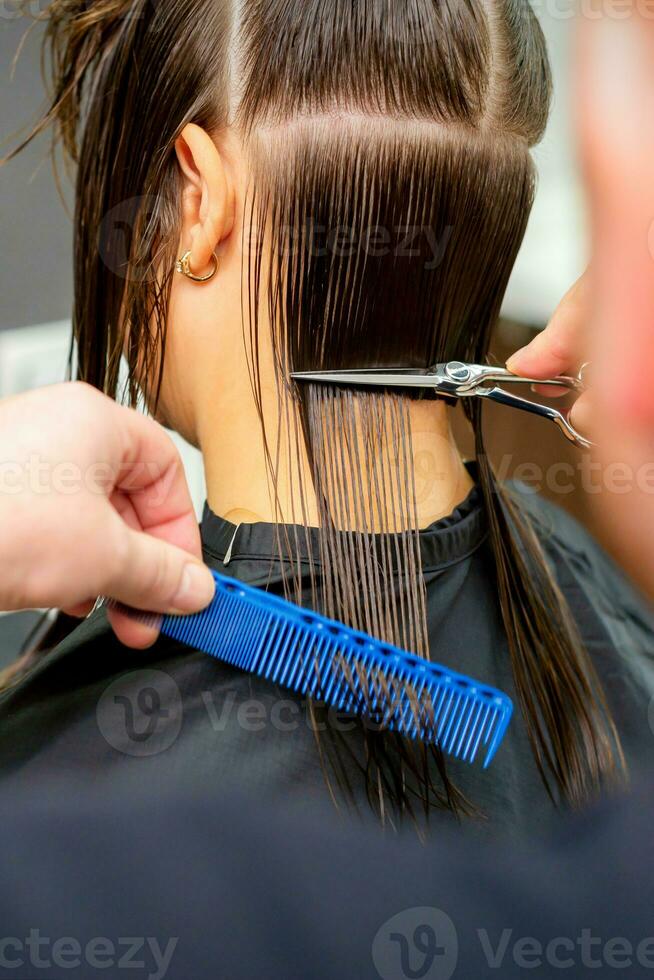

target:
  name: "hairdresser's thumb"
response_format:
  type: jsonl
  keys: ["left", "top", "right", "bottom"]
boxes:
{"left": 507, "top": 273, "right": 589, "bottom": 380}
{"left": 569, "top": 391, "right": 595, "bottom": 443}
{"left": 103, "top": 522, "right": 215, "bottom": 615}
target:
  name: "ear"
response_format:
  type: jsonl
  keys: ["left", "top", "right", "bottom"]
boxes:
{"left": 174, "top": 123, "right": 236, "bottom": 277}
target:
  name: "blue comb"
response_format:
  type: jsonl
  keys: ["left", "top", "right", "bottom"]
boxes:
{"left": 120, "top": 570, "right": 513, "bottom": 767}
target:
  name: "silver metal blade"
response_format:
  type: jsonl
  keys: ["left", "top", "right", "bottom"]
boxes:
{"left": 290, "top": 368, "right": 440, "bottom": 389}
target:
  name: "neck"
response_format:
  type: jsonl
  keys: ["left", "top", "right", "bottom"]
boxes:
{"left": 199, "top": 384, "right": 474, "bottom": 529}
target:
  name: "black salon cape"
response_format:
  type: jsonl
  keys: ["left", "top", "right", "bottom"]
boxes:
{"left": 2, "top": 770, "right": 654, "bottom": 979}
{"left": 0, "top": 478, "right": 652, "bottom": 837}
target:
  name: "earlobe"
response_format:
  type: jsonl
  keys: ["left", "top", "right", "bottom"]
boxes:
{"left": 174, "top": 123, "right": 235, "bottom": 276}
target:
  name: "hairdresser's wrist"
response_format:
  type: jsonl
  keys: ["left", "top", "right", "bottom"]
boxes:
{"left": 0, "top": 383, "right": 214, "bottom": 648}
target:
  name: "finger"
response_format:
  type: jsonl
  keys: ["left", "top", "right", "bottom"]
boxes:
{"left": 108, "top": 404, "right": 203, "bottom": 560}
{"left": 507, "top": 274, "right": 589, "bottom": 380}
{"left": 106, "top": 605, "right": 162, "bottom": 650}
{"left": 110, "top": 491, "right": 142, "bottom": 531}
{"left": 531, "top": 383, "right": 570, "bottom": 400}
{"left": 102, "top": 515, "right": 215, "bottom": 615}
{"left": 569, "top": 392, "right": 594, "bottom": 440}
{"left": 62, "top": 600, "right": 96, "bottom": 619}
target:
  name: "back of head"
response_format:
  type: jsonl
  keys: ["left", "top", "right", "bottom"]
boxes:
{"left": 240, "top": 0, "right": 551, "bottom": 374}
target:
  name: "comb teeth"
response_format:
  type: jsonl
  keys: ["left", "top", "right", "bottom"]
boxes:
{"left": 115, "top": 572, "right": 513, "bottom": 767}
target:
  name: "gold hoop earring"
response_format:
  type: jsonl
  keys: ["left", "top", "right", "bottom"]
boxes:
{"left": 175, "top": 250, "right": 219, "bottom": 283}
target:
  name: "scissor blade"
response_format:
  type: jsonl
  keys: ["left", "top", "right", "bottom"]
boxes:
{"left": 290, "top": 368, "right": 440, "bottom": 389}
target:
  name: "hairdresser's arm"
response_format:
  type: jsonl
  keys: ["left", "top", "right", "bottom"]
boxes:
{"left": 511, "top": 14, "right": 654, "bottom": 602}
{"left": 0, "top": 383, "right": 214, "bottom": 647}
{"left": 508, "top": 18, "right": 654, "bottom": 436}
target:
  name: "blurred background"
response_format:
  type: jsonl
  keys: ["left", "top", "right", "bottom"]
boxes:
{"left": 0, "top": 7, "right": 589, "bottom": 527}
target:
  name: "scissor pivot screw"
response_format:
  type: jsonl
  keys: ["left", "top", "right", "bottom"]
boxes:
{"left": 446, "top": 362, "right": 472, "bottom": 383}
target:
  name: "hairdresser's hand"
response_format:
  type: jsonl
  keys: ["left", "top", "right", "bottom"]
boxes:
{"left": 0, "top": 383, "right": 215, "bottom": 648}
{"left": 506, "top": 271, "right": 593, "bottom": 436}
{"left": 510, "top": 15, "right": 654, "bottom": 436}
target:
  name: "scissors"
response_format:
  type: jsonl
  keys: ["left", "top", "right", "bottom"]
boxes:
{"left": 291, "top": 361, "right": 592, "bottom": 450}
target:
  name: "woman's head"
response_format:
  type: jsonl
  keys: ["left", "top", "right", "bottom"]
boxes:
{"left": 18, "top": 0, "right": 550, "bottom": 422}
{"left": 8, "top": 0, "right": 625, "bottom": 818}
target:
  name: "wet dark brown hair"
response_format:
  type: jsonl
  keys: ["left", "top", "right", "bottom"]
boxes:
{"left": 5, "top": 0, "right": 625, "bottom": 820}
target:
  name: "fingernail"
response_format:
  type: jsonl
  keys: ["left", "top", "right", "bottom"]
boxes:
{"left": 506, "top": 352, "right": 525, "bottom": 373}
{"left": 570, "top": 396, "right": 592, "bottom": 438}
{"left": 173, "top": 563, "right": 215, "bottom": 613}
